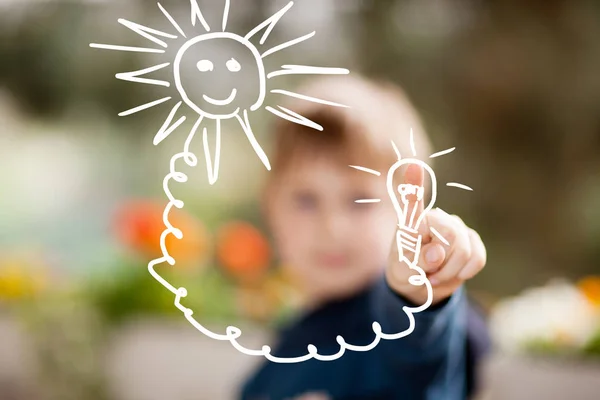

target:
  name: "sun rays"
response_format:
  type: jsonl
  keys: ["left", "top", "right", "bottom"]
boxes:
{"left": 267, "top": 65, "right": 350, "bottom": 79}
{"left": 90, "top": 0, "right": 349, "bottom": 185}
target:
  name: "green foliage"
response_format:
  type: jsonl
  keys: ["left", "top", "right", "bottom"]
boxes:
{"left": 88, "top": 261, "right": 178, "bottom": 325}
{"left": 583, "top": 328, "right": 600, "bottom": 357}
{"left": 87, "top": 259, "right": 241, "bottom": 327}
{"left": 521, "top": 328, "right": 600, "bottom": 360}
{"left": 523, "top": 339, "right": 574, "bottom": 357}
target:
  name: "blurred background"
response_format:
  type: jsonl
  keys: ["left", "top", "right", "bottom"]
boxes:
{"left": 0, "top": 0, "right": 599, "bottom": 399}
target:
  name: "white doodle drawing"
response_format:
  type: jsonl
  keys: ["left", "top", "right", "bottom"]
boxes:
{"left": 89, "top": 0, "right": 401, "bottom": 364}
{"left": 90, "top": 0, "right": 349, "bottom": 184}
{"left": 349, "top": 128, "right": 475, "bottom": 344}
{"left": 88, "top": 2, "right": 475, "bottom": 364}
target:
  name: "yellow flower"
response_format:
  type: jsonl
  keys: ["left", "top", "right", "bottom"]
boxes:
{"left": 235, "top": 268, "right": 304, "bottom": 322}
{"left": 0, "top": 262, "right": 45, "bottom": 301}
{"left": 578, "top": 276, "right": 600, "bottom": 308}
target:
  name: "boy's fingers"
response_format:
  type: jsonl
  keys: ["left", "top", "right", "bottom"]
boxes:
{"left": 418, "top": 242, "right": 446, "bottom": 273}
{"left": 416, "top": 210, "right": 431, "bottom": 243}
{"left": 404, "top": 164, "right": 425, "bottom": 230}
{"left": 458, "top": 229, "right": 487, "bottom": 280}
{"left": 389, "top": 240, "right": 446, "bottom": 288}
{"left": 428, "top": 214, "right": 472, "bottom": 285}
{"left": 423, "top": 209, "right": 457, "bottom": 246}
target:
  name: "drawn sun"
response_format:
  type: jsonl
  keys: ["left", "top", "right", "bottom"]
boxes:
{"left": 90, "top": 0, "right": 349, "bottom": 184}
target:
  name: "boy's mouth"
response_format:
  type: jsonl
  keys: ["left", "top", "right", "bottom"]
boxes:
{"left": 317, "top": 253, "right": 349, "bottom": 268}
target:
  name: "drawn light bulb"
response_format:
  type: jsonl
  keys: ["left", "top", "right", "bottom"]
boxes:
{"left": 386, "top": 159, "right": 437, "bottom": 268}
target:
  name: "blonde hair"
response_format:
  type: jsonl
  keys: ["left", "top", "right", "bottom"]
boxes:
{"left": 268, "top": 75, "right": 431, "bottom": 179}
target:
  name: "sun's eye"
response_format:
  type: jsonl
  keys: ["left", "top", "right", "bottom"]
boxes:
{"left": 197, "top": 59, "right": 214, "bottom": 72}
{"left": 226, "top": 58, "right": 241, "bottom": 72}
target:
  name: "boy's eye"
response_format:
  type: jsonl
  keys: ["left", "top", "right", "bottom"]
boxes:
{"left": 293, "top": 192, "right": 318, "bottom": 210}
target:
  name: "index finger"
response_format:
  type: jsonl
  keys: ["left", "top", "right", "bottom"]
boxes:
{"left": 403, "top": 164, "right": 425, "bottom": 231}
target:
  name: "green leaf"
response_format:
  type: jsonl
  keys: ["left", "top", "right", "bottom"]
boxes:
{"left": 583, "top": 328, "right": 600, "bottom": 357}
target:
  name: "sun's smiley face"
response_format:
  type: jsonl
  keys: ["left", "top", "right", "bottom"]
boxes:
{"left": 174, "top": 32, "right": 266, "bottom": 119}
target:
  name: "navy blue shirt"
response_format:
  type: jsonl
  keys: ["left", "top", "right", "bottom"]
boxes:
{"left": 239, "top": 274, "right": 487, "bottom": 400}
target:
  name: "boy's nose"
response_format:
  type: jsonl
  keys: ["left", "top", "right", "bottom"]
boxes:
{"left": 321, "top": 212, "right": 349, "bottom": 241}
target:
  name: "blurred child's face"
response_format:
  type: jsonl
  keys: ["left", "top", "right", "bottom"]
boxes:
{"left": 267, "top": 156, "right": 397, "bottom": 303}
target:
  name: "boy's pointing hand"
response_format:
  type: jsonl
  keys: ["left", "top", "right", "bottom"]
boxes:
{"left": 386, "top": 165, "right": 487, "bottom": 306}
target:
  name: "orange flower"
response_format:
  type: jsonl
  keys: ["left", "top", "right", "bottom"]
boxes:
{"left": 578, "top": 276, "right": 600, "bottom": 307}
{"left": 216, "top": 221, "right": 270, "bottom": 281}
{"left": 114, "top": 200, "right": 210, "bottom": 267}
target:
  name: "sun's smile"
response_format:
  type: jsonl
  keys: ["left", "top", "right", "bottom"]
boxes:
{"left": 203, "top": 89, "right": 237, "bottom": 106}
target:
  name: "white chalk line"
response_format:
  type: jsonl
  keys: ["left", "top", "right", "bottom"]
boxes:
{"left": 245, "top": 1, "right": 295, "bottom": 45}
{"left": 266, "top": 105, "right": 323, "bottom": 131}
{"left": 89, "top": 43, "right": 165, "bottom": 53}
{"left": 153, "top": 101, "right": 186, "bottom": 145}
{"left": 203, "top": 88, "right": 237, "bottom": 106}
{"left": 447, "top": 182, "right": 473, "bottom": 191}
{"left": 430, "top": 147, "right": 455, "bottom": 159}
{"left": 203, "top": 119, "right": 222, "bottom": 185}
{"left": 400, "top": 238, "right": 417, "bottom": 249}
{"left": 235, "top": 109, "right": 271, "bottom": 171}
{"left": 118, "top": 18, "right": 176, "bottom": 48}
{"left": 271, "top": 89, "right": 349, "bottom": 108}
{"left": 391, "top": 140, "right": 402, "bottom": 161}
{"left": 262, "top": 31, "right": 315, "bottom": 59}
{"left": 158, "top": 2, "right": 186, "bottom": 38}
{"left": 409, "top": 128, "right": 417, "bottom": 157}
{"left": 190, "top": 0, "right": 211, "bottom": 32}
{"left": 116, "top": 62, "right": 171, "bottom": 87}
{"left": 222, "top": 0, "right": 231, "bottom": 32}
{"left": 119, "top": 96, "right": 172, "bottom": 117}
{"left": 349, "top": 165, "right": 381, "bottom": 176}
{"left": 408, "top": 201, "right": 419, "bottom": 230}
{"left": 430, "top": 226, "right": 450, "bottom": 246}
{"left": 400, "top": 230, "right": 418, "bottom": 243}
{"left": 401, "top": 225, "right": 418, "bottom": 234}
{"left": 268, "top": 65, "right": 350, "bottom": 79}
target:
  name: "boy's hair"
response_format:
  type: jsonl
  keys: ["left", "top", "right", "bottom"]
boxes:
{"left": 268, "top": 75, "right": 431, "bottom": 178}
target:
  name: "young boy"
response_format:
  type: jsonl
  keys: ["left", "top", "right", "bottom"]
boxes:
{"left": 239, "top": 76, "right": 489, "bottom": 400}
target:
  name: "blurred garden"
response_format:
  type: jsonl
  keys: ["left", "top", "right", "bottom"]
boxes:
{"left": 1, "top": 0, "right": 600, "bottom": 399}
